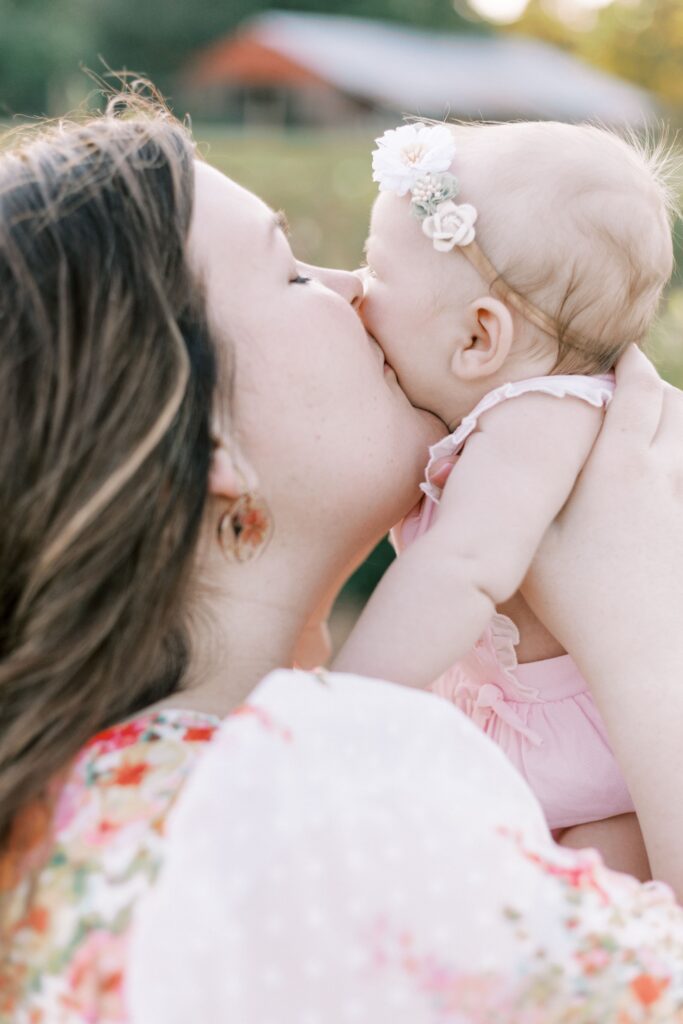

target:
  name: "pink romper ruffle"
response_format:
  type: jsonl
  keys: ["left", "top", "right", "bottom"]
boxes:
{"left": 398, "top": 373, "right": 634, "bottom": 832}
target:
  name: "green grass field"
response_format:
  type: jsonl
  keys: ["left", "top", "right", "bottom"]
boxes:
{"left": 197, "top": 129, "right": 378, "bottom": 272}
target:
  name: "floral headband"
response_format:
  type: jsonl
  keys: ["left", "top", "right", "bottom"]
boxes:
{"left": 371, "top": 123, "right": 587, "bottom": 349}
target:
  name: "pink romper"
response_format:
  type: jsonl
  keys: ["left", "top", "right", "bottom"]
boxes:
{"left": 397, "top": 373, "right": 634, "bottom": 832}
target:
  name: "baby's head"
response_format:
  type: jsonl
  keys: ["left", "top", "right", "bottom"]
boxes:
{"left": 362, "top": 121, "right": 678, "bottom": 426}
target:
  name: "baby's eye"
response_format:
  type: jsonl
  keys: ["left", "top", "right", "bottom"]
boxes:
{"left": 291, "top": 274, "right": 311, "bottom": 285}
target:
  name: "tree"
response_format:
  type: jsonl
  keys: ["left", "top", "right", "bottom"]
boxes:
{"left": 0, "top": 0, "right": 97, "bottom": 114}
{"left": 509, "top": 0, "right": 683, "bottom": 113}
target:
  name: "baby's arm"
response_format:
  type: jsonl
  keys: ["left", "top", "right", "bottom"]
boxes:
{"left": 333, "top": 394, "right": 602, "bottom": 686}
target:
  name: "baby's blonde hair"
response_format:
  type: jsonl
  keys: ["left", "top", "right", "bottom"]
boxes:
{"left": 447, "top": 121, "right": 680, "bottom": 373}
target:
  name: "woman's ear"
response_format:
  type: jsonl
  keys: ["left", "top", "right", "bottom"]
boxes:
{"left": 208, "top": 444, "right": 242, "bottom": 500}
{"left": 450, "top": 297, "right": 514, "bottom": 381}
{"left": 209, "top": 435, "right": 261, "bottom": 501}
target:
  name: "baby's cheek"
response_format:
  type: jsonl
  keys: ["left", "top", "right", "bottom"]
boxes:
{"left": 367, "top": 285, "right": 421, "bottom": 374}
{"left": 392, "top": 320, "right": 424, "bottom": 371}
{"left": 381, "top": 299, "right": 415, "bottom": 348}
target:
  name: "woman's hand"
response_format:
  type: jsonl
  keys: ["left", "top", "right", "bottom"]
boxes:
{"left": 524, "top": 346, "right": 683, "bottom": 896}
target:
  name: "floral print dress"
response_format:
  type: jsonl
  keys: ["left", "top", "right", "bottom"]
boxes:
{"left": 130, "top": 670, "right": 683, "bottom": 1024}
{"left": 1, "top": 709, "right": 219, "bottom": 1023}
{"left": 4, "top": 670, "right": 683, "bottom": 1024}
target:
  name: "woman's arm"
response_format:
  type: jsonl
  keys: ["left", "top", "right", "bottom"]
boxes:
{"left": 524, "top": 346, "right": 683, "bottom": 898}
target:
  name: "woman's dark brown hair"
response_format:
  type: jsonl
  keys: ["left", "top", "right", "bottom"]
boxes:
{"left": 0, "top": 88, "right": 216, "bottom": 851}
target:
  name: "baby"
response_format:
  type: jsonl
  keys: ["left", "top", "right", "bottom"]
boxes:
{"left": 334, "top": 120, "right": 678, "bottom": 878}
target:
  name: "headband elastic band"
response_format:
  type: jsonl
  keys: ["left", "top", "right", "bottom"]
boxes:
{"left": 371, "top": 123, "right": 607, "bottom": 359}
{"left": 458, "top": 240, "right": 591, "bottom": 352}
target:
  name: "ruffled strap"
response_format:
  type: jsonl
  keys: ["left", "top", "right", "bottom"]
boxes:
{"left": 476, "top": 613, "right": 539, "bottom": 702}
{"left": 432, "top": 614, "right": 542, "bottom": 742}
{"left": 422, "top": 373, "right": 615, "bottom": 503}
{"left": 488, "top": 612, "right": 520, "bottom": 680}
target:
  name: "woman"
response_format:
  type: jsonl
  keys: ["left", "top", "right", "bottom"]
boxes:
{"left": 1, "top": 92, "right": 683, "bottom": 1023}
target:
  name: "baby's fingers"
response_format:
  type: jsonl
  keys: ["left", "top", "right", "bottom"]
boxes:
{"left": 606, "top": 346, "right": 664, "bottom": 450}
{"left": 652, "top": 380, "right": 683, "bottom": 451}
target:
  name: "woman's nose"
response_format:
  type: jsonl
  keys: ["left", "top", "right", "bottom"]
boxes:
{"left": 298, "top": 262, "right": 364, "bottom": 308}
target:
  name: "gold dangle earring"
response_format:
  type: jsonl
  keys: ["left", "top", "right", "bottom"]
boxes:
{"left": 217, "top": 490, "right": 273, "bottom": 563}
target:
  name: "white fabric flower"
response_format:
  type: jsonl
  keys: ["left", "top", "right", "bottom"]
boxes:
{"left": 372, "top": 123, "right": 456, "bottom": 197}
{"left": 422, "top": 201, "right": 477, "bottom": 251}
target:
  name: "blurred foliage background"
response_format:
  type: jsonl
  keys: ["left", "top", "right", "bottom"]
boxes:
{"left": 1, "top": 0, "right": 681, "bottom": 636}
{"left": 0, "top": 0, "right": 680, "bottom": 115}
{"left": 0, "top": 0, "right": 477, "bottom": 114}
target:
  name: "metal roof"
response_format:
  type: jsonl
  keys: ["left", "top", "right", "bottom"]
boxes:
{"left": 207, "top": 10, "right": 654, "bottom": 125}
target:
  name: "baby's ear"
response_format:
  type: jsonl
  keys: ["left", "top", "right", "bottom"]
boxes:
{"left": 450, "top": 297, "right": 514, "bottom": 380}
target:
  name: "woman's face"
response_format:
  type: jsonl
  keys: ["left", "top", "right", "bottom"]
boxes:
{"left": 187, "top": 162, "right": 443, "bottom": 554}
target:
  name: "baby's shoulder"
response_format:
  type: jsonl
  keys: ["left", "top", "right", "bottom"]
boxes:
{"left": 476, "top": 381, "right": 606, "bottom": 440}
{"left": 470, "top": 373, "right": 614, "bottom": 440}
{"left": 424, "top": 374, "right": 612, "bottom": 503}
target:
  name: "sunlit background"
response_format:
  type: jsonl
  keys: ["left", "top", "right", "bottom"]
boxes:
{"left": 1, "top": 0, "right": 681, "bottom": 641}
{"left": 467, "top": 0, "right": 614, "bottom": 25}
